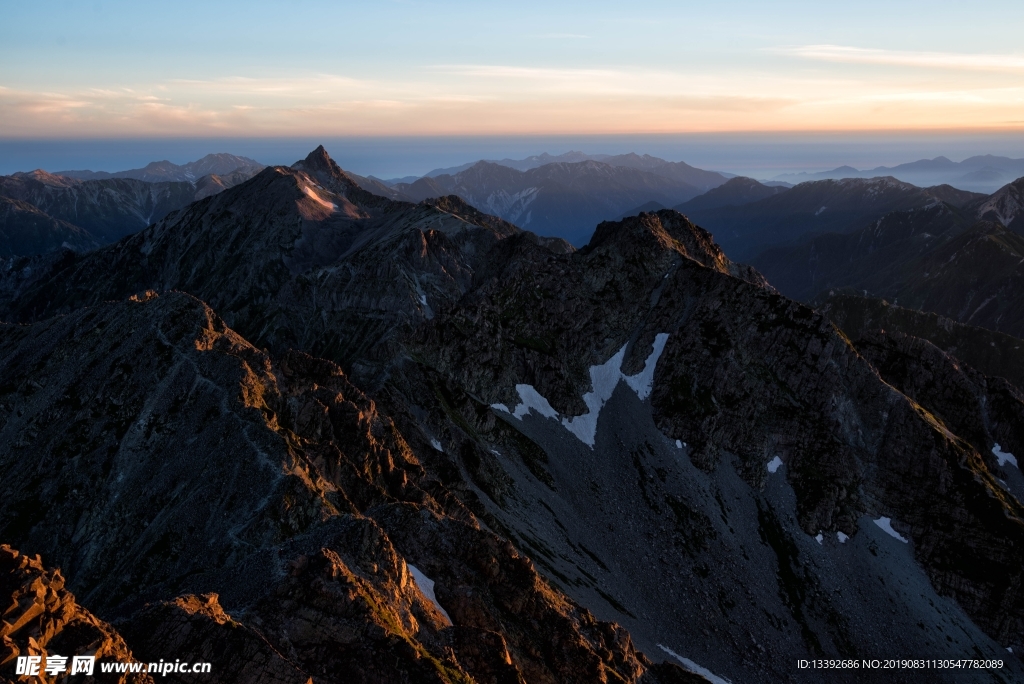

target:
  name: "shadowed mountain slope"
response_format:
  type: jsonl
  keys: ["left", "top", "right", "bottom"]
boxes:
{"left": 686, "top": 176, "right": 981, "bottom": 260}
{"left": 674, "top": 176, "right": 788, "bottom": 214}
{"left": 821, "top": 293, "right": 1024, "bottom": 391}
{"left": 0, "top": 291, "right": 677, "bottom": 683}
{"left": 2, "top": 148, "right": 1023, "bottom": 683}
{"left": 752, "top": 201, "right": 976, "bottom": 302}
{"left": 388, "top": 160, "right": 711, "bottom": 246}
{"left": 0, "top": 167, "right": 262, "bottom": 250}
{"left": 753, "top": 177, "right": 1024, "bottom": 338}
{"left": 0, "top": 173, "right": 198, "bottom": 243}
{"left": 0, "top": 196, "right": 100, "bottom": 257}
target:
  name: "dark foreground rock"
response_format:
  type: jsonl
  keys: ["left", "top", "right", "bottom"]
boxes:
{"left": 0, "top": 292, "right": 689, "bottom": 683}
{"left": 1, "top": 544, "right": 152, "bottom": 684}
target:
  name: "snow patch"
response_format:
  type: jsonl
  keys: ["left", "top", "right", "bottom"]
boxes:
{"left": 815, "top": 532, "right": 823, "bottom": 545}
{"left": 419, "top": 294, "right": 427, "bottom": 307}
{"left": 623, "top": 333, "right": 670, "bottom": 401}
{"left": 874, "top": 517, "right": 909, "bottom": 543}
{"left": 837, "top": 531, "right": 849, "bottom": 543}
{"left": 562, "top": 346, "right": 627, "bottom": 446}
{"left": 493, "top": 336, "right": 670, "bottom": 448}
{"left": 408, "top": 564, "right": 452, "bottom": 624}
{"left": 815, "top": 206, "right": 827, "bottom": 216}
{"left": 512, "top": 384, "right": 559, "bottom": 420}
{"left": 657, "top": 645, "right": 732, "bottom": 684}
{"left": 301, "top": 184, "right": 338, "bottom": 211}
{"left": 993, "top": 443, "right": 1019, "bottom": 468}
{"left": 430, "top": 438, "right": 443, "bottom": 452}
{"left": 767, "top": 456, "right": 783, "bottom": 473}
{"left": 676, "top": 440, "right": 683, "bottom": 449}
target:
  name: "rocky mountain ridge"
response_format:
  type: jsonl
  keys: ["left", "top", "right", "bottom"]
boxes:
{"left": 381, "top": 160, "right": 717, "bottom": 246}
{"left": 414, "top": 151, "right": 727, "bottom": 193}
{"left": 2, "top": 146, "right": 1023, "bottom": 682}
{"left": 673, "top": 176, "right": 789, "bottom": 213}
{"left": 680, "top": 176, "right": 985, "bottom": 260}
{"left": 0, "top": 290, "right": 685, "bottom": 683}
{"left": 752, "top": 176, "right": 1024, "bottom": 337}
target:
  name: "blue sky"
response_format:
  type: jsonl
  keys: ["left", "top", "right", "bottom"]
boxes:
{"left": 3, "top": 0, "right": 1024, "bottom": 138}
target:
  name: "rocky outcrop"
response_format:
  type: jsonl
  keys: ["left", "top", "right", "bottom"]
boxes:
{"left": 0, "top": 292, "right": 676, "bottom": 683}
{"left": 1, "top": 545, "right": 151, "bottom": 683}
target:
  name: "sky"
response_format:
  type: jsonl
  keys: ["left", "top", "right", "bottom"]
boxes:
{"left": 3, "top": 0, "right": 1024, "bottom": 139}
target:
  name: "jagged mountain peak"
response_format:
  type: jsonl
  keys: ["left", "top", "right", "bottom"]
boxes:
{"left": 290, "top": 145, "right": 389, "bottom": 206}
{"left": 302, "top": 144, "right": 334, "bottom": 169}
{"left": 586, "top": 209, "right": 772, "bottom": 288}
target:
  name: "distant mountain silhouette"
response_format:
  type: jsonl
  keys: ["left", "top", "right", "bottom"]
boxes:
{"left": 681, "top": 176, "right": 978, "bottom": 261}
{"left": 674, "top": 176, "right": 788, "bottom": 214}
{"left": 774, "top": 155, "right": 1024, "bottom": 193}
{"left": 55, "top": 152, "right": 264, "bottom": 183}
{"left": 0, "top": 162, "right": 263, "bottom": 256}
{"left": 754, "top": 176, "right": 1024, "bottom": 337}
{"left": 374, "top": 159, "right": 721, "bottom": 245}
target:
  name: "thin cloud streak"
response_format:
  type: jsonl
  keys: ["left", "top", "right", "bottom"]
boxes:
{"left": 530, "top": 33, "right": 590, "bottom": 39}
{"left": 2, "top": 66, "right": 1024, "bottom": 136}
{"left": 781, "top": 44, "right": 1024, "bottom": 72}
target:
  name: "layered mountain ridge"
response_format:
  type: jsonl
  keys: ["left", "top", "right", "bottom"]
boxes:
{"left": 680, "top": 176, "right": 986, "bottom": 261}
{"left": 53, "top": 153, "right": 264, "bottom": 183}
{"left": 753, "top": 176, "right": 1024, "bottom": 338}
{"left": 381, "top": 159, "right": 723, "bottom": 246}
{"left": 0, "top": 158, "right": 265, "bottom": 257}
{"left": 1, "top": 146, "right": 1023, "bottom": 683}
{"left": 774, "top": 154, "right": 1024, "bottom": 193}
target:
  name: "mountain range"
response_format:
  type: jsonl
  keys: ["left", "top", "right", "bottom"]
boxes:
{"left": 677, "top": 175, "right": 985, "bottom": 261}
{"left": 54, "top": 152, "right": 264, "bottom": 183}
{"left": 2, "top": 146, "right": 1023, "bottom": 682}
{"left": 774, "top": 155, "right": 1024, "bottom": 194}
{"left": 384, "top": 150, "right": 731, "bottom": 187}
{"left": 752, "top": 177, "right": 1024, "bottom": 338}
{"left": 0, "top": 157, "right": 264, "bottom": 257}
{"left": 377, "top": 160, "right": 724, "bottom": 246}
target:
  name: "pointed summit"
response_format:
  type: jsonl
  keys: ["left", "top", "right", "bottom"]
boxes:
{"left": 294, "top": 144, "right": 342, "bottom": 176}
{"left": 304, "top": 144, "right": 333, "bottom": 168}
{"left": 291, "top": 145, "right": 364, "bottom": 198}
